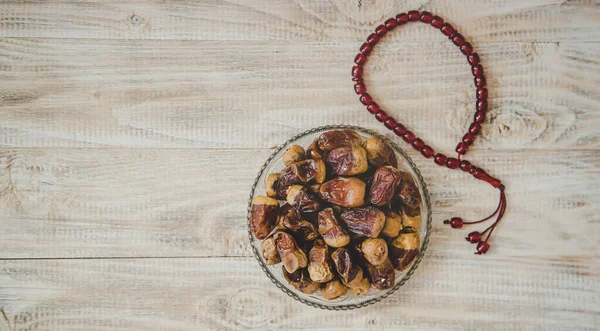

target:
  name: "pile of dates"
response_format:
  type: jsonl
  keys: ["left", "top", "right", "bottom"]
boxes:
{"left": 250, "top": 129, "right": 422, "bottom": 300}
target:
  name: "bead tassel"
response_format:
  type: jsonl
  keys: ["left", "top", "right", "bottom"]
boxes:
{"left": 352, "top": 11, "right": 507, "bottom": 255}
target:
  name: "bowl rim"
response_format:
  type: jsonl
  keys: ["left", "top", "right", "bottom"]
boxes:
{"left": 247, "top": 125, "right": 432, "bottom": 310}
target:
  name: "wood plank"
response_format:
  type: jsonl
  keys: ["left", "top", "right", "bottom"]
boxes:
{"left": 0, "top": 40, "right": 598, "bottom": 149}
{"left": 0, "top": 0, "right": 599, "bottom": 42}
{"left": 0, "top": 257, "right": 598, "bottom": 330}
{"left": 1, "top": 148, "right": 598, "bottom": 259}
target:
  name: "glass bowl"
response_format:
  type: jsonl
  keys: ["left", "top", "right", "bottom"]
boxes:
{"left": 247, "top": 125, "right": 432, "bottom": 310}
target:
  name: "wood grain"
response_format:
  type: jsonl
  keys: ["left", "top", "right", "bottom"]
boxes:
{"left": 0, "top": 257, "right": 598, "bottom": 330}
{"left": 1, "top": 148, "right": 598, "bottom": 259}
{"left": 0, "top": 0, "right": 599, "bottom": 42}
{"left": 1, "top": 40, "right": 598, "bottom": 149}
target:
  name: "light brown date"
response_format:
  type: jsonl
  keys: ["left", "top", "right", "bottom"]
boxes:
{"left": 274, "top": 230, "right": 308, "bottom": 273}
{"left": 308, "top": 239, "right": 334, "bottom": 283}
{"left": 317, "top": 208, "right": 351, "bottom": 248}
{"left": 340, "top": 206, "right": 386, "bottom": 238}
{"left": 282, "top": 145, "right": 305, "bottom": 166}
{"left": 282, "top": 267, "right": 319, "bottom": 294}
{"left": 261, "top": 237, "right": 281, "bottom": 265}
{"left": 361, "top": 238, "right": 388, "bottom": 266}
{"left": 368, "top": 166, "right": 402, "bottom": 206}
{"left": 318, "top": 177, "right": 366, "bottom": 208}
{"left": 389, "top": 228, "right": 420, "bottom": 271}
{"left": 381, "top": 211, "right": 403, "bottom": 238}
{"left": 250, "top": 196, "right": 279, "bottom": 240}
{"left": 317, "top": 129, "right": 362, "bottom": 151}
{"left": 306, "top": 139, "right": 325, "bottom": 160}
{"left": 281, "top": 159, "right": 326, "bottom": 185}
{"left": 321, "top": 279, "right": 348, "bottom": 300}
{"left": 286, "top": 185, "right": 324, "bottom": 214}
{"left": 363, "top": 136, "right": 398, "bottom": 168}
{"left": 331, "top": 248, "right": 364, "bottom": 287}
{"left": 366, "top": 258, "right": 395, "bottom": 290}
{"left": 349, "top": 277, "right": 371, "bottom": 296}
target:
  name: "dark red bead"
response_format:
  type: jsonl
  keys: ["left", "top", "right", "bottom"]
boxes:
{"left": 367, "top": 33, "right": 379, "bottom": 45}
{"left": 367, "top": 102, "right": 380, "bottom": 114}
{"left": 451, "top": 217, "right": 464, "bottom": 229}
{"left": 452, "top": 33, "right": 466, "bottom": 47}
{"left": 412, "top": 138, "right": 425, "bottom": 151}
{"left": 446, "top": 157, "right": 459, "bottom": 169}
{"left": 476, "top": 87, "right": 488, "bottom": 101}
{"left": 466, "top": 231, "right": 482, "bottom": 244}
{"left": 396, "top": 13, "right": 409, "bottom": 25}
{"left": 462, "top": 133, "right": 475, "bottom": 144}
{"left": 354, "top": 82, "right": 366, "bottom": 95}
{"left": 408, "top": 10, "right": 420, "bottom": 22}
{"left": 351, "top": 66, "right": 363, "bottom": 80}
{"left": 475, "top": 241, "right": 490, "bottom": 255}
{"left": 468, "top": 53, "right": 480, "bottom": 66}
{"left": 431, "top": 15, "right": 444, "bottom": 29}
{"left": 475, "top": 76, "right": 486, "bottom": 87}
{"left": 360, "top": 93, "right": 373, "bottom": 105}
{"left": 477, "top": 100, "right": 488, "bottom": 112}
{"left": 474, "top": 111, "right": 486, "bottom": 123}
{"left": 375, "top": 25, "right": 387, "bottom": 37}
{"left": 384, "top": 117, "right": 397, "bottom": 129}
{"left": 393, "top": 123, "right": 407, "bottom": 136}
{"left": 472, "top": 64, "right": 484, "bottom": 77}
{"left": 402, "top": 131, "right": 416, "bottom": 143}
{"left": 420, "top": 11, "right": 433, "bottom": 24}
{"left": 375, "top": 110, "right": 388, "bottom": 122}
{"left": 461, "top": 42, "right": 473, "bottom": 56}
{"left": 360, "top": 42, "right": 373, "bottom": 55}
{"left": 469, "top": 122, "right": 481, "bottom": 135}
{"left": 441, "top": 23, "right": 456, "bottom": 38}
{"left": 456, "top": 142, "right": 468, "bottom": 155}
{"left": 354, "top": 53, "right": 366, "bottom": 65}
{"left": 421, "top": 145, "right": 434, "bottom": 158}
{"left": 385, "top": 18, "right": 397, "bottom": 30}
{"left": 460, "top": 160, "right": 472, "bottom": 172}
{"left": 434, "top": 153, "right": 447, "bottom": 166}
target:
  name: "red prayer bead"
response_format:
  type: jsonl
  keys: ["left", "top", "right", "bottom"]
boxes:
{"left": 385, "top": 18, "right": 397, "bottom": 30}
{"left": 452, "top": 33, "right": 466, "bottom": 47}
{"left": 474, "top": 111, "right": 486, "bottom": 123}
{"left": 468, "top": 53, "right": 480, "bottom": 66}
{"left": 408, "top": 10, "right": 420, "bottom": 22}
{"left": 375, "top": 110, "right": 388, "bottom": 122}
{"left": 421, "top": 145, "right": 434, "bottom": 158}
{"left": 477, "top": 100, "right": 488, "bottom": 112}
{"left": 367, "top": 33, "right": 379, "bottom": 45}
{"left": 476, "top": 87, "right": 488, "bottom": 100}
{"left": 354, "top": 82, "right": 366, "bottom": 95}
{"left": 360, "top": 93, "right": 373, "bottom": 105}
{"left": 475, "top": 76, "right": 486, "bottom": 87}
{"left": 466, "top": 231, "right": 482, "bottom": 244}
{"left": 434, "top": 153, "right": 447, "bottom": 166}
{"left": 462, "top": 133, "right": 475, "bottom": 144}
{"left": 456, "top": 142, "right": 468, "bottom": 155}
{"left": 375, "top": 25, "right": 387, "bottom": 36}
{"left": 460, "top": 160, "right": 472, "bottom": 172}
{"left": 402, "top": 131, "right": 416, "bottom": 143}
{"left": 412, "top": 138, "right": 425, "bottom": 150}
{"left": 351, "top": 66, "right": 363, "bottom": 80}
{"left": 355, "top": 53, "right": 366, "bottom": 65}
{"left": 475, "top": 241, "right": 490, "bottom": 255}
{"left": 420, "top": 11, "right": 433, "bottom": 24}
{"left": 461, "top": 42, "right": 473, "bottom": 56}
{"left": 393, "top": 123, "right": 407, "bottom": 136}
{"left": 469, "top": 122, "right": 481, "bottom": 135}
{"left": 441, "top": 23, "right": 456, "bottom": 38}
{"left": 450, "top": 217, "right": 464, "bottom": 229}
{"left": 431, "top": 15, "right": 444, "bottom": 29}
{"left": 446, "top": 157, "right": 459, "bottom": 169}
{"left": 396, "top": 13, "right": 409, "bottom": 25}
{"left": 367, "top": 102, "right": 380, "bottom": 114}
{"left": 472, "top": 64, "right": 484, "bottom": 77}
{"left": 384, "top": 117, "right": 397, "bottom": 129}
{"left": 360, "top": 42, "right": 373, "bottom": 55}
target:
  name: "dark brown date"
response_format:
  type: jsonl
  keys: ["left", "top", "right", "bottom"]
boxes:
{"left": 308, "top": 239, "right": 334, "bottom": 283}
{"left": 368, "top": 166, "right": 401, "bottom": 206}
{"left": 363, "top": 136, "right": 398, "bottom": 168}
{"left": 280, "top": 209, "right": 319, "bottom": 242}
{"left": 389, "top": 228, "right": 420, "bottom": 271}
{"left": 395, "top": 173, "right": 422, "bottom": 210}
{"left": 318, "top": 177, "right": 366, "bottom": 208}
{"left": 401, "top": 209, "right": 421, "bottom": 230}
{"left": 281, "top": 159, "right": 326, "bottom": 185}
{"left": 250, "top": 196, "right": 279, "bottom": 240}
{"left": 331, "top": 248, "right": 364, "bottom": 287}
{"left": 317, "top": 208, "right": 351, "bottom": 248}
{"left": 306, "top": 139, "right": 325, "bottom": 160}
{"left": 274, "top": 230, "right": 308, "bottom": 273}
{"left": 265, "top": 173, "right": 291, "bottom": 200}
{"left": 325, "top": 146, "right": 368, "bottom": 176}
{"left": 317, "top": 129, "right": 362, "bottom": 151}
{"left": 286, "top": 185, "right": 324, "bottom": 214}
{"left": 340, "top": 207, "right": 386, "bottom": 238}
{"left": 282, "top": 267, "right": 319, "bottom": 294}
{"left": 367, "top": 258, "right": 395, "bottom": 290}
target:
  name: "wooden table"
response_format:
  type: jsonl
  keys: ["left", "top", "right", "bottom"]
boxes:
{"left": 1, "top": 1, "right": 599, "bottom": 330}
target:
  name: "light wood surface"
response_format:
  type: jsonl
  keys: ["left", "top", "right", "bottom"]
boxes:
{"left": 1, "top": 0, "right": 599, "bottom": 330}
